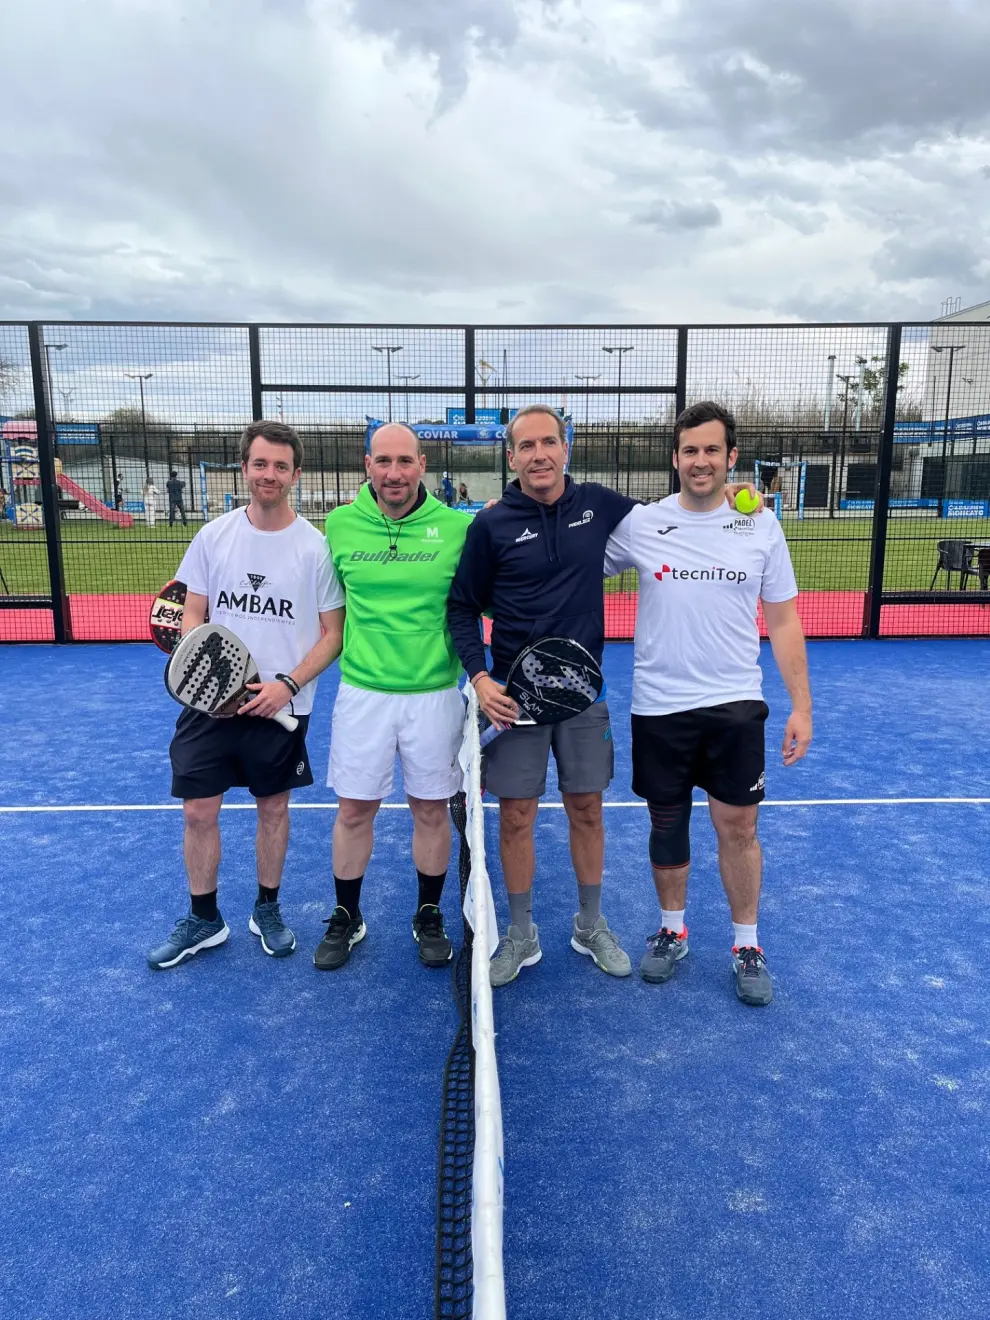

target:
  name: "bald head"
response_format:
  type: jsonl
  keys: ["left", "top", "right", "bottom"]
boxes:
{"left": 366, "top": 422, "right": 427, "bottom": 518}
{"left": 369, "top": 422, "right": 421, "bottom": 458}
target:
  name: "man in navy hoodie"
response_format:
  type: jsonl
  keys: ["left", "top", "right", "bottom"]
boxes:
{"left": 447, "top": 403, "right": 639, "bottom": 986}
{"left": 448, "top": 403, "right": 760, "bottom": 989}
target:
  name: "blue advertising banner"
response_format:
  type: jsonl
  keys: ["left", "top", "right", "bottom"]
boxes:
{"left": 894, "top": 413, "right": 990, "bottom": 442}
{"left": 941, "top": 499, "right": 990, "bottom": 518}
{"left": 366, "top": 417, "right": 574, "bottom": 447}
{"left": 446, "top": 408, "right": 503, "bottom": 426}
{"left": 55, "top": 422, "right": 100, "bottom": 445}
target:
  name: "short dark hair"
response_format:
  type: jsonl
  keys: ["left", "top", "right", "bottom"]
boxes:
{"left": 673, "top": 401, "right": 736, "bottom": 454}
{"left": 505, "top": 404, "right": 566, "bottom": 451}
{"left": 239, "top": 420, "right": 303, "bottom": 469}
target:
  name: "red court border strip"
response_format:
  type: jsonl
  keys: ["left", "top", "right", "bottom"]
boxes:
{"left": 0, "top": 591, "right": 988, "bottom": 642}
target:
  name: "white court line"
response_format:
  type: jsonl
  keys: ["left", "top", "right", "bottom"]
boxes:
{"left": 0, "top": 797, "right": 988, "bottom": 814}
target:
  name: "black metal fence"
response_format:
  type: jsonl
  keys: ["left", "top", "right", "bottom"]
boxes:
{"left": 2, "top": 321, "right": 989, "bottom": 643}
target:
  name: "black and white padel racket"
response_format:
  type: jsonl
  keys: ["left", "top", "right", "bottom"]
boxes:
{"left": 478, "top": 636, "right": 604, "bottom": 748}
{"left": 165, "top": 623, "right": 298, "bottom": 732}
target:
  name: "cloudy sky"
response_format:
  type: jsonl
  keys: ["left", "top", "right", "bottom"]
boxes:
{"left": 3, "top": 0, "right": 989, "bottom": 326}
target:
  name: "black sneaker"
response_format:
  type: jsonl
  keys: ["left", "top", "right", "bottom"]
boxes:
{"left": 314, "top": 906, "right": 366, "bottom": 971}
{"left": 732, "top": 945, "right": 773, "bottom": 1006}
{"left": 412, "top": 904, "right": 453, "bottom": 967}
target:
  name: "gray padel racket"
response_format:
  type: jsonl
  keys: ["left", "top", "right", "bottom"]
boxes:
{"left": 166, "top": 622, "right": 298, "bottom": 732}
{"left": 478, "top": 636, "right": 603, "bottom": 748}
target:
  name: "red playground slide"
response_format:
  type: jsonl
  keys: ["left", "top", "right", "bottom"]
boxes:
{"left": 56, "top": 473, "right": 134, "bottom": 528}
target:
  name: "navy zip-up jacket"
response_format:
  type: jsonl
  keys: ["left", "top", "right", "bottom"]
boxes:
{"left": 447, "top": 477, "right": 636, "bottom": 681}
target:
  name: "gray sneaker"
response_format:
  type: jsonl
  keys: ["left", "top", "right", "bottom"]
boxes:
{"left": 733, "top": 945, "right": 773, "bottom": 1006}
{"left": 489, "top": 923, "right": 542, "bottom": 988}
{"left": 570, "top": 915, "right": 631, "bottom": 978}
{"left": 640, "top": 926, "right": 689, "bottom": 984}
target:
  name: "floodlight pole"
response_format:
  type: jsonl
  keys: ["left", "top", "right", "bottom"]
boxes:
{"left": 854, "top": 356, "right": 867, "bottom": 432}
{"left": 575, "top": 374, "right": 600, "bottom": 434}
{"left": 398, "top": 373, "right": 420, "bottom": 423}
{"left": 603, "top": 346, "right": 634, "bottom": 489}
{"left": 931, "top": 344, "right": 965, "bottom": 518}
{"left": 44, "top": 342, "right": 66, "bottom": 456}
{"left": 824, "top": 354, "right": 836, "bottom": 431}
{"left": 833, "top": 374, "right": 854, "bottom": 517}
{"left": 372, "top": 345, "right": 403, "bottom": 422}
{"left": 125, "top": 371, "right": 154, "bottom": 479}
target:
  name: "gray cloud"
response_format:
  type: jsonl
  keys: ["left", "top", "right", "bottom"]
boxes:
{"left": 348, "top": 0, "right": 521, "bottom": 104}
{"left": 591, "top": 0, "right": 990, "bottom": 156}
{"left": 1, "top": 0, "right": 988, "bottom": 329}
{"left": 637, "top": 201, "right": 722, "bottom": 231}
{"left": 871, "top": 234, "right": 984, "bottom": 286}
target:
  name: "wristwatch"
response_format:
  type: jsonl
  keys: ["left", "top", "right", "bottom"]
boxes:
{"left": 275, "top": 673, "right": 300, "bottom": 696}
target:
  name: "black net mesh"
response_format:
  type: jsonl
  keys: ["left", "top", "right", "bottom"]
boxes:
{"left": 435, "top": 790, "right": 476, "bottom": 1320}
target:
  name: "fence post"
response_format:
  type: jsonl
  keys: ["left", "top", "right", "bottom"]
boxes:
{"left": 248, "top": 325, "right": 263, "bottom": 421}
{"left": 671, "top": 327, "right": 688, "bottom": 495}
{"left": 464, "top": 327, "right": 476, "bottom": 425}
{"left": 863, "top": 322, "right": 902, "bottom": 639}
{"left": 27, "top": 322, "right": 72, "bottom": 642}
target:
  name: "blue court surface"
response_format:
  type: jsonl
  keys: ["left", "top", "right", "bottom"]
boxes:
{"left": 1, "top": 639, "right": 988, "bottom": 1319}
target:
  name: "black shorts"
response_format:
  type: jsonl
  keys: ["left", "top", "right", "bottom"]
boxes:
{"left": 631, "top": 701, "right": 769, "bottom": 808}
{"left": 169, "top": 708, "right": 313, "bottom": 800}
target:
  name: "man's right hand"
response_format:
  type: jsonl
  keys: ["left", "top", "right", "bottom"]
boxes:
{"left": 473, "top": 673, "right": 520, "bottom": 727}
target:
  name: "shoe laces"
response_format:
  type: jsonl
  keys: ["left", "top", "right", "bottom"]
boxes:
{"left": 588, "top": 922, "right": 622, "bottom": 954}
{"left": 493, "top": 934, "right": 516, "bottom": 962}
{"left": 647, "top": 926, "right": 682, "bottom": 953}
{"left": 172, "top": 915, "right": 203, "bottom": 941}
{"left": 735, "top": 946, "right": 766, "bottom": 976}
{"left": 416, "top": 905, "right": 445, "bottom": 938}
{"left": 254, "top": 901, "right": 284, "bottom": 931}
{"left": 324, "top": 906, "right": 354, "bottom": 935}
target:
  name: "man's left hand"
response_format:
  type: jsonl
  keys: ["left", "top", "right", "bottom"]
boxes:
{"left": 782, "top": 709, "right": 812, "bottom": 765}
{"left": 725, "top": 483, "right": 765, "bottom": 512}
{"left": 239, "top": 681, "right": 292, "bottom": 718}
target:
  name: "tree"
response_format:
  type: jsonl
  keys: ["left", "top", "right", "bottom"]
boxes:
{"left": 861, "top": 357, "right": 913, "bottom": 419}
{"left": 0, "top": 356, "right": 20, "bottom": 405}
{"left": 100, "top": 406, "right": 179, "bottom": 465}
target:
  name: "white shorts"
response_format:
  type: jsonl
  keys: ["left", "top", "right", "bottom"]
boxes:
{"left": 328, "top": 682, "right": 464, "bottom": 801}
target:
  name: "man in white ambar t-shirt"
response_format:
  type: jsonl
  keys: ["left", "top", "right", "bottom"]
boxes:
{"left": 147, "top": 422, "right": 345, "bottom": 972}
{"left": 604, "top": 401, "right": 812, "bottom": 1006}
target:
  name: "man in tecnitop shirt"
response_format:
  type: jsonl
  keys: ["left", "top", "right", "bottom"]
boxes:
{"left": 147, "top": 421, "right": 345, "bottom": 970}
{"left": 604, "top": 401, "right": 812, "bottom": 1006}
{"left": 315, "top": 423, "right": 471, "bottom": 973}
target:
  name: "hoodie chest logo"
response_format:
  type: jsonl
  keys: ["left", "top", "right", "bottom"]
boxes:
{"left": 515, "top": 527, "right": 539, "bottom": 543}
{"left": 567, "top": 510, "right": 594, "bottom": 529}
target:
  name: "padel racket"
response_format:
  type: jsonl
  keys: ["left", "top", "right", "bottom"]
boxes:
{"left": 478, "top": 636, "right": 604, "bottom": 748}
{"left": 165, "top": 622, "right": 299, "bottom": 732}
{"left": 149, "top": 579, "right": 187, "bottom": 654}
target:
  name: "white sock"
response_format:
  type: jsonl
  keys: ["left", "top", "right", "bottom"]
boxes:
{"left": 733, "top": 922, "right": 759, "bottom": 949}
{"left": 661, "top": 909, "right": 686, "bottom": 935}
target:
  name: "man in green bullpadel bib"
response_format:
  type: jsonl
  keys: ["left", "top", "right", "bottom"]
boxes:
{"left": 313, "top": 422, "right": 471, "bottom": 974}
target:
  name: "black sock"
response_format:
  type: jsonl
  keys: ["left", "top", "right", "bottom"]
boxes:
{"left": 417, "top": 869, "right": 446, "bottom": 911}
{"left": 191, "top": 890, "right": 218, "bottom": 922}
{"left": 334, "top": 875, "right": 363, "bottom": 920}
{"left": 257, "top": 884, "right": 279, "bottom": 906}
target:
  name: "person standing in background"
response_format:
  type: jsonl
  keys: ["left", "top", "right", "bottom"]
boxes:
{"left": 167, "top": 470, "right": 187, "bottom": 526}
{"left": 143, "top": 477, "right": 160, "bottom": 528}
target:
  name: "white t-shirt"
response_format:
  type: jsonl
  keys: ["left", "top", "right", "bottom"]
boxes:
{"left": 176, "top": 509, "right": 344, "bottom": 716}
{"left": 604, "top": 495, "right": 798, "bottom": 716}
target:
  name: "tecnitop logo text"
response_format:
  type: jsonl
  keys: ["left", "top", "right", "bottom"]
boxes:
{"left": 654, "top": 564, "right": 748, "bottom": 583}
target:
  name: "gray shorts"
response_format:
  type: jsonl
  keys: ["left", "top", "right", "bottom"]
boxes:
{"left": 482, "top": 701, "right": 614, "bottom": 799}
